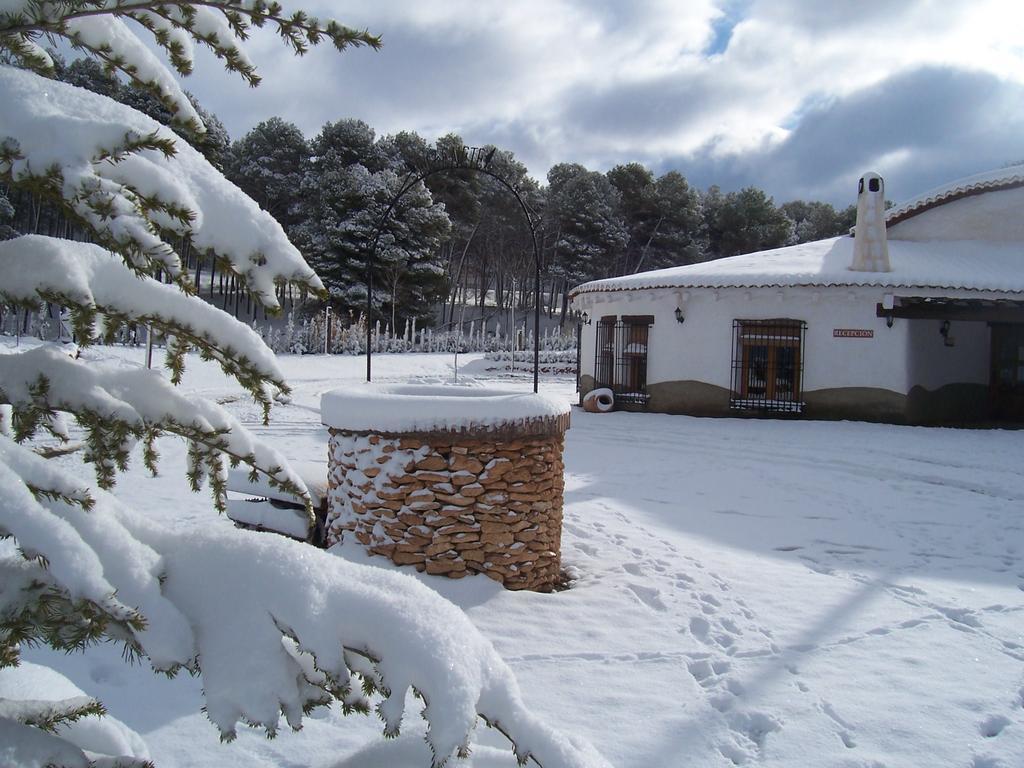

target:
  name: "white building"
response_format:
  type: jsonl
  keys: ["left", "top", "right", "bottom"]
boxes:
{"left": 570, "top": 165, "right": 1024, "bottom": 424}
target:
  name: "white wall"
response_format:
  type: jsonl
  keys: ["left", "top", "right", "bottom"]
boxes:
{"left": 577, "top": 291, "right": 679, "bottom": 383}
{"left": 682, "top": 287, "right": 910, "bottom": 392}
{"left": 576, "top": 286, "right": 911, "bottom": 394}
{"left": 889, "top": 186, "right": 1024, "bottom": 243}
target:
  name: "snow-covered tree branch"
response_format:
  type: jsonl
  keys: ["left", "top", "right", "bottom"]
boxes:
{"left": 1, "top": 435, "right": 609, "bottom": 768}
{"left": 0, "top": 4, "right": 609, "bottom": 767}
{"left": 0, "top": 64, "right": 324, "bottom": 304}
{"left": 0, "top": 1, "right": 380, "bottom": 130}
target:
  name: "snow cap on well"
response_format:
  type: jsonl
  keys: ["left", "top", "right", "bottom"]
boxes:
{"left": 321, "top": 383, "right": 570, "bottom": 434}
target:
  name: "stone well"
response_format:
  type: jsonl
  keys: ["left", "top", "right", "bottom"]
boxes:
{"left": 321, "top": 384, "right": 570, "bottom": 591}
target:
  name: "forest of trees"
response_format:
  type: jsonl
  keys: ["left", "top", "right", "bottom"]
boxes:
{"left": 0, "top": 55, "right": 857, "bottom": 333}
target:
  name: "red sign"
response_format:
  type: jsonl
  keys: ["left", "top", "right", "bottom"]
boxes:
{"left": 833, "top": 329, "right": 874, "bottom": 338}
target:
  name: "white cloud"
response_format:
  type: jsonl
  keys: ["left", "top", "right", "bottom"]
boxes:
{"left": 172, "top": 0, "right": 1024, "bottom": 202}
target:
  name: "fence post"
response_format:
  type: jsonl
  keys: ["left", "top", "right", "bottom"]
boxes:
{"left": 325, "top": 306, "right": 331, "bottom": 355}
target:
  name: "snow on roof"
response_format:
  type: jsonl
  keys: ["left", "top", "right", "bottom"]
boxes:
{"left": 571, "top": 236, "right": 1024, "bottom": 297}
{"left": 885, "top": 164, "right": 1024, "bottom": 227}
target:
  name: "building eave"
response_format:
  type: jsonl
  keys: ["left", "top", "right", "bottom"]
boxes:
{"left": 572, "top": 280, "right": 1024, "bottom": 300}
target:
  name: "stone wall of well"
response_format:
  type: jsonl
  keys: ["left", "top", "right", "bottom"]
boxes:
{"left": 326, "top": 414, "right": 569, "bottom": 591}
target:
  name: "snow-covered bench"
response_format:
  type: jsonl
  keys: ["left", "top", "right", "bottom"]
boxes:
{"left": 226, "top": 460, "right": 329, "bottom": 544}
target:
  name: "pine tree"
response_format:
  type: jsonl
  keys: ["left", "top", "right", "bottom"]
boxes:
{"left": 224, "top": 117, "right": 310, "bottom": 230}
{"left": 294, "top": 121, "right": 450, "bottom": 325}
{"left": 607, "top": 164, "right": 703, "bottom": 274}
{"left": 607, "top": 162, "right": 659, "bottom": 274}
{"left": 0, "top": 4, "right": 604, "bottom": 767}
{"left": 780, "top": 199, "right": 857, "bottom": 244}
{"left": 545, "top": 163, "right": 628, "bottom": 284}
{"left": 470, "top": 148, "right": 541, "bottom": 319}
{"left": 0, "top": 189, "right": 14, "bottom": 240}
{"left": 703, "top": 186, "right": 794, "bottom": 259}
{"left": 647, "top": 171, "right": 704, "bottom": 266}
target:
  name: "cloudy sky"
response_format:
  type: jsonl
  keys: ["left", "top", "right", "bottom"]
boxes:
{"left": 183, "top": 0, "right": 1024, "bottom": 207}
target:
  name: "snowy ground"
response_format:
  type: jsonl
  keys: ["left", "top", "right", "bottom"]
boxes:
{"left": 7, "top": 340, "right": 1024, "bottom": 767}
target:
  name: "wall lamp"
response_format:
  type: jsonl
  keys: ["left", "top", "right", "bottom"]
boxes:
{"left": 674, "top": 306, "right": 685, "bottom": 324}
{"left": 882, "top": 293, "right": 895, "bottom": 328}
{"left": 939, "top": 319, "right": 954, "bottom": 347}
{"left": 580, "top": 311, "right": 591, "bottom": 326}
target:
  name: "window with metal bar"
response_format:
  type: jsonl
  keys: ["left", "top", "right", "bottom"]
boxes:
{"left": 614, "top": 320, "right": 651, "bottom": 406}
{"left": 592, "top": 316, "right": 653, "bottom": 408}
{"left": 730, "top": 319, "right": 806, "bottom": 413}
{"left": 594, "top": 317, "right": 616, "bottom": 390}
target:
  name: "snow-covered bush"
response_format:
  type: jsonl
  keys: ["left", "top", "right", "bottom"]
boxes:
{"left": 258, "top": 311, "right": 578, "bottom": 359}
{"left": 482, "top": 350, "right": 578, "bottom": 375}
{"left": 0, "top": 4, "right": 607, "bottom": 767}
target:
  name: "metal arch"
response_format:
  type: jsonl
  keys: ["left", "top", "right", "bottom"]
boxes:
{"left": 363, "top": 146, "right": 544, "bottom": 393}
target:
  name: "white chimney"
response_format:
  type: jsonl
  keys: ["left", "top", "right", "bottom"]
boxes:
{"left": 850, "top": 171, "right": 891, "bottom": 272}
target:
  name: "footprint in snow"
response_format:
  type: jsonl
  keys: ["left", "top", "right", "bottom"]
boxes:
{"left": 717, "top": 741, "right": 749, "bottom": 766}
{"left": 729, "top": 710, "right": 781, "bottom": 748}
{"left": 798, "top": 555, "right": 835, "bottom": 575}
{"left": 689, "top": 616, "right": 711, "bottom": 640}
{"left": 686, "top": 659, "right": 714, "bottom": 683}
{"left": 714, "top": 632, "right": 737, "bottom": 651}
{"left": 886, "top": 582, "right": 927, "bottom": 597}
{"left": 979, "top": 714, "right": 1011, "bottom": 738}
{"left": 818, "top": 700, "right": 857, "bottom": 749}
{"left": 934, "top": 605, "right": 983, "bottom": 628}
{"left": 573, "top": 542, "right": 599, "bottom": 558}
{"left": 715, "top": 710, "right": 782, "bottom": 763}
{"left": 721, "top": 618, "right": 742, "bottom": 635}
{"left": 972, "top": 755, "right": 1006, "bottom": 768}
{"left": 625, "top": 583, "right": 668, "bottom": 612}
{"left": 88, "top": 663, "right": 128, "bottom": 686}
{"left": 686, "top": 658, "right": 729, "bottom": 686}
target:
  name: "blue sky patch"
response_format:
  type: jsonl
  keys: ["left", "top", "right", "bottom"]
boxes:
{"left": 704, "top": 0, "right": 751, "bottom": 56}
